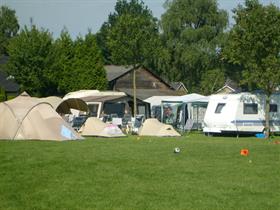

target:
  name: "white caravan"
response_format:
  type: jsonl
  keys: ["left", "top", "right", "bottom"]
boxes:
{"left": 203, "top": 93, "right": 280, "bottom": 134}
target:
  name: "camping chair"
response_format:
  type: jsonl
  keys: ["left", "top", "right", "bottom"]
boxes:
{"left": 122, "top": 114, "right": 132, "bottom": 125}
{"left": 110, "top": 113, "right": 118, "bottom": 118}
{"left": 122, "top": 114, "right": 132, "bottom": 134}
{"left": 131, "top": 115, "right": 145, "bottom": 134}
{"left": 72, "top": 115, "right": 88, "bottom": 131}
{"left": 102, "top": 115, "right": 109, "bottom": 123}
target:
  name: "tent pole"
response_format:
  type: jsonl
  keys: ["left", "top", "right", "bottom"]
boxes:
{"left": 197, "top": 105, "right": 199, "bottom": 131}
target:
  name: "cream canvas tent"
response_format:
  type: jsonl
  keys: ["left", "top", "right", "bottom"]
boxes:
{"left": 138, "top": 119, "right": 181, "bottom": 137}
{"left": 80, "top": 117, "right": 125, "bottom": 137}
{"left": 0, "top": 93, "right": 82, "bottom": 141}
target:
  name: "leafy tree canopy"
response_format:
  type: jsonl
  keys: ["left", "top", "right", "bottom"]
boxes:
{"left": 160, "top": 0, "right": 228, "bottom": 93}
{"left": 72, "top": 32, "right": 107, "bottom": 91}
{"left": 51, "top": 29, "right": 75, "bottom": 94}
{"left": 200, "top": 68, "right": 225, "bottom": 95}
{"left": 223, "top": 0, "right": 280, "bottom": 95}
{"left": 108, "top": 13, "right": 160, "bottom": 67}
{"left": 7, "top": 25, "right": 107, "bottom": 96}
{"left": 53, "top": 30, "right": 107, "bottom": 94}
{"left": 97, "top": 0, "right": 160, "bottom": 66}
{"left": 103, "top": 0, "right": 161, "bottom": 116}
{"left": 0, "top": 6, "right": 19, "bottom": 55}
{"left": 7, "top": 25, "right": 54, "bottom": 96}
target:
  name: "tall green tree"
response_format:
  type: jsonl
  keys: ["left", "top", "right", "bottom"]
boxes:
{"left": 200, "top": 68, "right": 225, "bottom": 95}
{"left": 96, "top": 0, "right": 158, "bottom": 65}
{"left": 54, "top": 31, "right": 107, "bottom": 94}
{"left": 223, "top": 0, "right": 280, "bottom": 137}
{"left": 71, "top": 32, "right": 107, "bottom": 91}
{"left": 160, "top": 0, "right": 228, "bottom": 93}
{"left": 106, "top": 0, "right": 161, "bottom": 116}
{"left": 0, "top": 6, "right": 19, "bottom": 55}
{"left": 7, "top": 25, "right": 54, "bottom": 96}
{"left": 51, "top": 29, "right": 75, "bottom": 94}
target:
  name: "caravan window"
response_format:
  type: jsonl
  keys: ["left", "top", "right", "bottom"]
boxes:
{"left": 103, "top": 102, "right": 125, "bottom": 117}
{"left": 270, "top": 104, "right": 278, "bottom": 112}
{"left": 244, "top": 103, "right": 258, "bottom": 114}
{"left": 215, "top": 103, "right": 226, "bottom": 113}
{"left": 88, "top": 104, "right": 99, "bottom": 117}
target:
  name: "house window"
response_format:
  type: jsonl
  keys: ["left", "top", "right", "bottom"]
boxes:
{"left": 270, "top": 104, "right": 278, "bottom": 112}
{"left": 215, "top": 103, "right": 226, "bottom": 113}
{"left": 244, "top": 103, "right": 258, "bottom": 114}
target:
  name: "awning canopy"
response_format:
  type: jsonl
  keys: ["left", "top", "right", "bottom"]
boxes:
{"left": 63, "top": 90, "right": 127, "bottom": 102}
{"left": 162, "top": 93, "right": 209, "bottom": 104}
{"left": 40, "top": 96, "right": 88, "bottom": 114}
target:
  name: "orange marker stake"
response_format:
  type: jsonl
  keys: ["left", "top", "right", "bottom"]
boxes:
{"left": 240, "top": 149, "right": 249, "bottom": 156}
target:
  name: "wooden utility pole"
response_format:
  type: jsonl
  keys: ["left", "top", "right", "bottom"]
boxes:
{"left": 133, "top": 66, "right": 137, "bottom": 118}
{"left": 265, "top": 96, "right": 270, "bottom": 138}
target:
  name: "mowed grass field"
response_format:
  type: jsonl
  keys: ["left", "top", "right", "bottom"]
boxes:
{"left": 0, "top": 134, "right": 279, "bottom": 210}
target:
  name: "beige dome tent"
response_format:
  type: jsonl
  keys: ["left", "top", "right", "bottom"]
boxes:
{"left": 138, "top": 119, "right": 181, "bottom": 137}
{"left": 0, "top": 93, "right": 82, "bottom": 141}
{"left": 80, "top": 117, "right": 125, "bottom": 137}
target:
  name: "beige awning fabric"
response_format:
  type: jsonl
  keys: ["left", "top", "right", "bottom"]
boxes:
{"left": 63, "top": 90, "right": 127, "bottom": 102}
{"left": 0, "top": 94, "right": 82, "bottom": 141}
{"left": 40, "top": 96, "right": 88, "bottom": 114}
{"left": 79, "top": 117, "right": 125, "bottom": 137}
{"left": 138, "top": 119, "right": 181, "bottom": 137}
{"left": 57, "top": 98, "right": 88, "bottom": 114}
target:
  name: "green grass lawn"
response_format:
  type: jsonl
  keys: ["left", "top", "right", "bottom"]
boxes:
{"left": 0, "top": 134, "right": 279, "bottom": 210}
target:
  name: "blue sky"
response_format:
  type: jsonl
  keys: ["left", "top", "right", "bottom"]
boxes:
{"left": 1, "top": 0, "right": 279, "bottom": 38}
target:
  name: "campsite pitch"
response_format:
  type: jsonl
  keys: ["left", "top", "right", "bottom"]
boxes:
{"left": 0, "top": 134, "right": 279, "bottom": 210}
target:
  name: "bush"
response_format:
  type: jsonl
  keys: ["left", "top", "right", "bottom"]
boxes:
{"left": 6, "top": 94, "right": 16, "bottom": 100}
{"left": 0, "top": 87, "right": 6, "bottom": 101}
{"left": 0, "top": 94, "right": 6, "bottom": 102}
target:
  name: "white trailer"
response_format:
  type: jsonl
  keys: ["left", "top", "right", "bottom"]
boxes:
{"left": 203, "top": 93, "right": 280, "bottom": 134}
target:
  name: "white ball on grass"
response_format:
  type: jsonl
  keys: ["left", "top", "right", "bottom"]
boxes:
{"left": 174, "top": 147, "right": 180, "bottom": 153}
